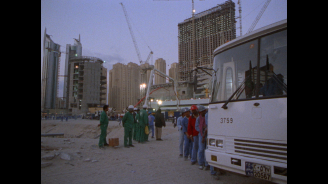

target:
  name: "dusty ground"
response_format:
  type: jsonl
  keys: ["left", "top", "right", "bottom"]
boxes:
{"left": 41, "top": 119, "right": 275, "bottom": 184}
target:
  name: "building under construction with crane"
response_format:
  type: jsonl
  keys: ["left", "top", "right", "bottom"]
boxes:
{"left": 178, "top": 0, "right": 236, "bottom": 96}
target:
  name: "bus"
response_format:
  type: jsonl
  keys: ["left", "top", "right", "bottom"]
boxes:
{"left": 205, "top": 19, "right": 287, "bottom": 184}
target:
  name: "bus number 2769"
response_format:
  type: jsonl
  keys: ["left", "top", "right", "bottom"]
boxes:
{"left": 220, "top": 118, "right": 233, "bottom": 123}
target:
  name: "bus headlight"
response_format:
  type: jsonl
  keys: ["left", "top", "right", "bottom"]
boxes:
{"left": 216, "top": 140, "right": 223, "bottom": 148}
{"left": 209, "top": 139, "right": 216, "bottom": 146}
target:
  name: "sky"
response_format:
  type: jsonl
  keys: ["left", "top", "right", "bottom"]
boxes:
{"left": 41, "top": 0, "right": 287, "bottom": 97}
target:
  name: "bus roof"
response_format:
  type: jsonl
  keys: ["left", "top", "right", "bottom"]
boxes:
{"left": 213, "top": 19, "right": 287, "bottom": 56}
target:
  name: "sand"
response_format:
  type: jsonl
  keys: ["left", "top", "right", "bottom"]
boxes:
{"left": 41, "top": 119, "right": 274, "bottom": 184}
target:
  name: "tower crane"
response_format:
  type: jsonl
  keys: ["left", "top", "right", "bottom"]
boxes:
{"left": 247, "top": 0, "right": 271, "bottom": 34}
{"left": 120, "top": 2, "right": 153, "bottom": 65}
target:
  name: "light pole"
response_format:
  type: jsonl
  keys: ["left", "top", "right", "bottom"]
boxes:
{"left": 140, "top": 83, "right": 147, "bottom": 101}
{"left": 157, "top": 100, "right": 162, "bottom": 110}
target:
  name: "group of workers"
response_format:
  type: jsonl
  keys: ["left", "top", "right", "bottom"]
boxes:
{"left": 177, "top": 104, "right": 220, "bottom": 179}
{"left": 98, "top": 104, "right": 166, "bottom": 149}
{"left": 98, "top": 104, "right": 219, "bottom": 179}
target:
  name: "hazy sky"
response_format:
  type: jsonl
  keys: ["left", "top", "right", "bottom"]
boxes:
{"left": 41, "top": 0, "right": 287, "bottom": 97}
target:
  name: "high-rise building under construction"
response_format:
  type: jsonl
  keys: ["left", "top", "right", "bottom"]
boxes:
{"left": 178, "top": 0, "right": 236, "bottom": 85}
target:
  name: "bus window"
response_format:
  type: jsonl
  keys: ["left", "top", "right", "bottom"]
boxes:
{"left": 259, "top": 30, "right": 287, "bottom": 97}
{"left": 225, "top": 67, "right": 233, "bottom": 99}
{"left": 212, "top": 39, "right": 258, "bottom": 102}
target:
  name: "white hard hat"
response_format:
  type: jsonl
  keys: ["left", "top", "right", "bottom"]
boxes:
{"left": 133, "top": 108, "right": 138, "bottom": 111}
{"left": 197, "top": 105, "right": 207, "bottom": 112}
{"left": 180, "top": 107, "right": 190, "bottom": 114}
{"left": 128, "top": 105, "right": 134, "bottom": 109}
{"left": 143, "top": 104, "right": 148, "bottom": 108}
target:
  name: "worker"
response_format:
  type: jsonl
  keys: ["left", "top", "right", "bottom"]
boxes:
{"left": 177, "top": 107, "right": 187, "bottom": 158}
{"left": 188, "top": 105, "right": 199, "bottom": 165}
{"left": 155, "top": 108, "right": 165, "bottom": 141}
{"left": 98, "top": 105, "right": 109, "bottom": 149}
{"left": 182, "top": 107, "right": 192, "bottom": 160}
{"left": 148, "top": 111, "right": 155, "bottom": 139}
{"left": 122, "top": 105, "right": 135, "bottom": 148}
{"left": 195, "top": 105, "right": 209, "bottom": 170}
{"left": 137, "top": 104, "right": 149, "bottom": 143}
{"left": 132, "top": 108, "right": 139, "bottom": 141}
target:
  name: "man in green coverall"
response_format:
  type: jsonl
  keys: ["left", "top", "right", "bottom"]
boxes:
{"left": 136, "top": 104, "right": 149, "bottom": 143}
{"left": 133, "top": 108, "right": 139, "bottom": 141}
{"left": 98, "top": 105, "right": 109, "bottom": 148}
{"left": 122, "top": 105, "right": 135, "bottom": 148}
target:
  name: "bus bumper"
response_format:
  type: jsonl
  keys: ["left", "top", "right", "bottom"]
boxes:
{"left": 205, "top": 149, "right": 287, "bottom": 184}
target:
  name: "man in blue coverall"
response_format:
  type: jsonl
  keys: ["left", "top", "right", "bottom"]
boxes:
{"left": 182, "top": 107, "right": 193, "bottom": 161}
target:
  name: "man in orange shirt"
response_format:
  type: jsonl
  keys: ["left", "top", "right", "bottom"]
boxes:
{"left": 187, "top": 105, "right": 199, "bottom": 165}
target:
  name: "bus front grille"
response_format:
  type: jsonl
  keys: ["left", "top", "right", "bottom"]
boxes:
{"left": 234, "top": 139, "right": 287, "bottom": 163}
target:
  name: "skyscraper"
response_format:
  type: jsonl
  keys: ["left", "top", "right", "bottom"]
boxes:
{"left": 154, "top": 58, "right": 166, "bottom": 84}
{"left": 108, "top": 62, "right": 140, "bottom": 112}
{"left": 63, "top": 35, "right": 82, "bottom": 109}
{"left": 169, "top": 62, "right": 179, "bottom": 81}
{"left": 41, "top": 28, "right": 61, "bottom": 110}
{"left": 178, "top": 0, "right": 236, "bottom": 82}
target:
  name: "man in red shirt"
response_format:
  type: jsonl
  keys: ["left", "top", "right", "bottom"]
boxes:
{"left": 187, "top": 105, "right": 199, "bottom": 165}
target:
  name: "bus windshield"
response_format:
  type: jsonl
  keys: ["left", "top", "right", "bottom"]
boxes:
{"left": 211, "top": 29, "right": 287, "bottom": 103}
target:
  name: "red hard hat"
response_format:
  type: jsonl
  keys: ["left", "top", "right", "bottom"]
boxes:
{"left": 191, "top": 105, "right": 198, "bottom": 111}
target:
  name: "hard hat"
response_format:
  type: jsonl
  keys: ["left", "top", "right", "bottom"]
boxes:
{"left": 181, "top": 107, "right": 190, "bottom": 114}
{"left": 143, "top": 104, "right": 148, "bottom": 108}
{"left": 197, "top": 105, "right": 206, "bottom": 112}
{"left": 190, "top": 105, "right": 198, "bottom": 111}
{"left": 128, "top": 105, "right": 134, "bottom": 109}
{"left": 133, "top": 108, "right": 138, "bottom": 111}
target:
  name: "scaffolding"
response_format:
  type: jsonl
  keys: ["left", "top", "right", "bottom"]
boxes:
{"left": 178, "top": 0, "right": 236, "bottom": 82}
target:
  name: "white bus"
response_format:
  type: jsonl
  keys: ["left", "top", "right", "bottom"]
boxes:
{"left": 205, "top": 19, "right": 287, "bottom": 184}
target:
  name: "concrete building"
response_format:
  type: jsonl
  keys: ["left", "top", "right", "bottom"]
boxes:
{"left": 66, "top": 56, "right": 107, "bottom": 115}
{"left": 108, "top": 62, "right": 140, "bottom": 112}
{"left": 154, "top": 58, "right": 166, "bottom": 84}
{"left": 41, "top": 28, "right": 61, "bottom": 110}
{"left": 169, "top": 62, "right": 179, "bottom": 81}
{"left": 63, "top": 35, "right": 82, "bottom": 109}
{"left": 178, "top": 0, "right": 236, "bottom": 97}
{"left": 140, "top": 62, "right": 152, "bottom": 86}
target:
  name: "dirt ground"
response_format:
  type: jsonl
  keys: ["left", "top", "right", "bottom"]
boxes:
{"left": 41, "top": 119, "right": 275, "bottom": 184}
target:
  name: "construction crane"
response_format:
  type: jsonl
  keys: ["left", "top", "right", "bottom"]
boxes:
{"left": 247, "top": 0, "right": 271, "bottom": 34}
{"left": 143, "top": 66, "right": 180, "bottom": 110}
{"left": 237, "top": 0, "right": 242, "bottom": 36}
{"left": 120, "top": 2, "right": 153, "bottom": 65}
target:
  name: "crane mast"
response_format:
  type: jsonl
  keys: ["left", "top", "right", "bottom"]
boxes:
{"left": 238, "top": 0, "right": 242, "bottom": 36}
{"left": 247, "top": 0, "right": 271, "bottom": 34}
{"left": 120, "top": 2, "right": 143, "bottom": 64}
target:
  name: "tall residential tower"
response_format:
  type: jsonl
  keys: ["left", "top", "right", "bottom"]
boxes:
{"left": 154, "top": 58, "right": 166, "bottom": 84}
{"left": 63, "top": 35, "right": 82, "bottom": 109}
{"left": 41, "top": 28, "right": 61, "bottom": 110}
{"left": 108, "top": 62, "right": 140, "bottom": 112}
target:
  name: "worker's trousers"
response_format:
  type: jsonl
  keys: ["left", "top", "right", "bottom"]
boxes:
{"left": 191, "top": 135, "right": 199, "bottom": 163}
{"left": 155, "top": 127, "right": 162, "bottom": 139}
{"left": 178, "top": 130, "right": 184, "bottom": 155}
{"left": 198, "top": 134, "right": 209, "bottom": 166}
{"left": 183, "top": 134, "right": 193, "bottom": 158}
{"left": 98, "top": 124, "right": 108, "bottom": 147}
{"left": 124, "top": 127, "right": 133, "bottom": 146}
